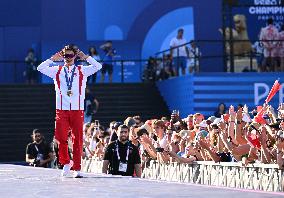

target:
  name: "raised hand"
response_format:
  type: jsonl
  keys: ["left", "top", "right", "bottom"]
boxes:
{"left": 236, "top": 108, "right": 243, "bottom": 121}
{"left": 229, "top": 105, "right": 236, "bottom": 121}
{"left": 243, "top": 104, "right": 248, "bottom": 114}
{"left": 77, "top": 50, "right": 89, "bottom": 60}
{"left": 218, "top": 121, "right": 226, "bottom": 132}
{"left": 278, "top": 103, "right": 284, "bottom": 111}
{"left": 50, "top": 52, "right": 63, "bottom": 62}
{"left": 259, "top": 126, "right": 268, "bottom": 146}
{"left": 140, "top": 135, "right": 152, "bottom": 145}
{"left": 199, "top": 139, "right": 210, "bottom": 150}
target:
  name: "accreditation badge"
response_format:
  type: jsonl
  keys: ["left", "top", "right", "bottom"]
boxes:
{"left": 119, "top": 162, "right": 127, "bottom": 172}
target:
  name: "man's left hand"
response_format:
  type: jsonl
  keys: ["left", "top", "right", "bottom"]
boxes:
{"left": 77, "top": 50, "right": 89, "bottom": 60}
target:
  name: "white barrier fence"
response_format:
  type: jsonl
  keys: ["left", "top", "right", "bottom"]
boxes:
{"left": 82, "top": 158, "right": 284, "bottom": 192}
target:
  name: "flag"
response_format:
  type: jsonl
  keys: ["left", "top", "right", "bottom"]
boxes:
{"left": 265, "top": 79, "right": 281, "bottom": 104}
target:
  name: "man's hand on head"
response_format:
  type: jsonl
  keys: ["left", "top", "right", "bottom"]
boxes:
{"left": 77, "top": 50, "right": 89, "bottom": 60}
{"left": 50, "top": 52, "right": 63, "bottom": 62}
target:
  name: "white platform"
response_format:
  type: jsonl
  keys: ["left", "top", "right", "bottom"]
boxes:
{"left": 0, "top": 164, "right": 283, "bottom": 198}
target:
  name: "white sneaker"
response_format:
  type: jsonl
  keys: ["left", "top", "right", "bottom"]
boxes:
{"left": 73, "top": 171, "right": 83, "bottom": 178}
{"left": 61, "top": 160, "right": 74, "bottom": 177}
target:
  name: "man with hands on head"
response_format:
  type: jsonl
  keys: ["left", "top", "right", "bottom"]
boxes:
{"left": 37, "top": 44, "right": 102, "bottom": 178}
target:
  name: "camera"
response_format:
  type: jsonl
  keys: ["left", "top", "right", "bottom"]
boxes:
{"left": 137, "top": 128, "right": 149, "bottom": 138}
{"left": 155, "top": 147, "right": 164, "bottom": 152}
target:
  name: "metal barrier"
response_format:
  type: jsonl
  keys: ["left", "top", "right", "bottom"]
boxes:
{"left": 0, "top": 59, "right": 148, "bottom": 83}
{"left": 82, "top": 158, "right": 284, "bottom": 192}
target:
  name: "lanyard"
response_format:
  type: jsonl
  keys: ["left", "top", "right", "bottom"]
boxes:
{"left": 64, "top": 66, "right": 76, "bottom": 91}
{"left": 116, "top": 140, "right": 130, "bottom": 162}
{"left": 34, "top": 145, "right": 39, "bottom": 152}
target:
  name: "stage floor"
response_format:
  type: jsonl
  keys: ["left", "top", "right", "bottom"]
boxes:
{"left": 0, "top": 164, "right": 283, "bottom": 198}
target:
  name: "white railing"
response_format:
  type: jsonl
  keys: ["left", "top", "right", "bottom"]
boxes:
{"left": 81, "top": 158, "right": 284, "bottom": 192}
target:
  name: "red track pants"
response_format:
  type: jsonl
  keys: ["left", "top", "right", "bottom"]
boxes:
{"left": 55, "top": 110, "right": 84, "bottom": 171}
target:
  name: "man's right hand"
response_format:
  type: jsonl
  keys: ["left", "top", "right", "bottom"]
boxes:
{"left": 50, "top": 52, "right": 63, "bottom": 62}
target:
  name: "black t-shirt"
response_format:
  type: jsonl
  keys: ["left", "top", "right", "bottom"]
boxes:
{"left": 26, "top": 141, "right": 52, "bottom": 166}
{"left": 217, "top": 152, "right": 232, "bottom": 162}
{"left": 85, "top": 93, "right": 99, "bottom": 116}
{"left": 103, "top": 140, "right": 141, "bottom": 176}
{"left": 84, "top": 93, "right": 94, "bottom": 109}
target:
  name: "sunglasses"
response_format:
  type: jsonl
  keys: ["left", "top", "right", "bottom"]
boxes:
{"left": 63, "top": 53, "right": 75, "bottom": 59}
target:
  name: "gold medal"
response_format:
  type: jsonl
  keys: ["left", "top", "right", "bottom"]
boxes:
{"left": 67, "top": 90, "right": 73, "bottom": 97}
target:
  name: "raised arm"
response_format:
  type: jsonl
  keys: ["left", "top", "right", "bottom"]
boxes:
{"left": 77, "top": 50, "right": 102, "bottom": 77}
{"left": 37, "top": 52, "right": 62, "bottom": 79}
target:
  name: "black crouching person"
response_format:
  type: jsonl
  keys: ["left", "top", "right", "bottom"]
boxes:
{"left": 25, "top": 129, "right": 53, "bottom": 168}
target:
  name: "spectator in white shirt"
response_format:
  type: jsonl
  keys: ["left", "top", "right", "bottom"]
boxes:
{"left": 170, "top": 28, "right": 189, "bottom": 76}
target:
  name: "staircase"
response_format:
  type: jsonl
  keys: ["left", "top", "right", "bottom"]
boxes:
{"left": 0, "top": 83, "right": 169, "bottom": 162}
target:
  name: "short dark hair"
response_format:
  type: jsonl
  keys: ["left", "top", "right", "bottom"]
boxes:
{"left": 137, "top": 128, "right": 149, "bottom": 137}
{"left": 32, "top": 129, "right": 40, "bottom": 135}
{"left": 28, "top": 48, "right": 34, "bottom": 53}
{"left": 267, "top": 18, "right": 273, "bottom": 25}
{"left": 62, "top": 44, "right": 78, "bottom": 55}
{"left": 133, "top": 115, "right": 142, "bottom": 122}
{"left": 178, "top": 28, "right": 184, "bottom": 33}
{"left": 118, "top": 124, "right": 129, "bottom": 132}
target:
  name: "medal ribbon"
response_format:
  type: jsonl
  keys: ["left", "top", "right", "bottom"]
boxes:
{"left": 64, "top": 66, "right": 76, "bottom": 91}
{"left": 116, "top": 140, "right": 130, "bottom": 162}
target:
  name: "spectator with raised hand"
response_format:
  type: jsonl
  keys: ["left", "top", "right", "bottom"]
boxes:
{"left": 259, "top": 126, "right": 273, "bottom": 164}
{"left": 235, "top": 107, "right": 248, "bottom": 145}
{"left": 275, "top": 130, "right": 284, "bottom": 168}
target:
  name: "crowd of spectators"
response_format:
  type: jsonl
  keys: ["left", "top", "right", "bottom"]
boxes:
{"left": 25, "top": 102, "right": 283, "bottom": 170}
{"left": 27, "top": 101, "right": 284, "bottom": 172}
{"left": 142, "top": 39, "right": 202, "bottom": 82}
{"left": 80, "top": 102, "right": 284, "bottom": 170}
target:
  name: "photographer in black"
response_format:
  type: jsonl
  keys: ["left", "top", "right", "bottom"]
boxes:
{"left": 100, "top": 40, "right": 116, "bottom": 83}
{"left": 102, "top": 125, "right": 141, "bottom": 177}
{"left": 25, "top": 129, "right": 53, "bottom": 168}
{"left": 24, "top": 48, "right": 38, "bottom": 84}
